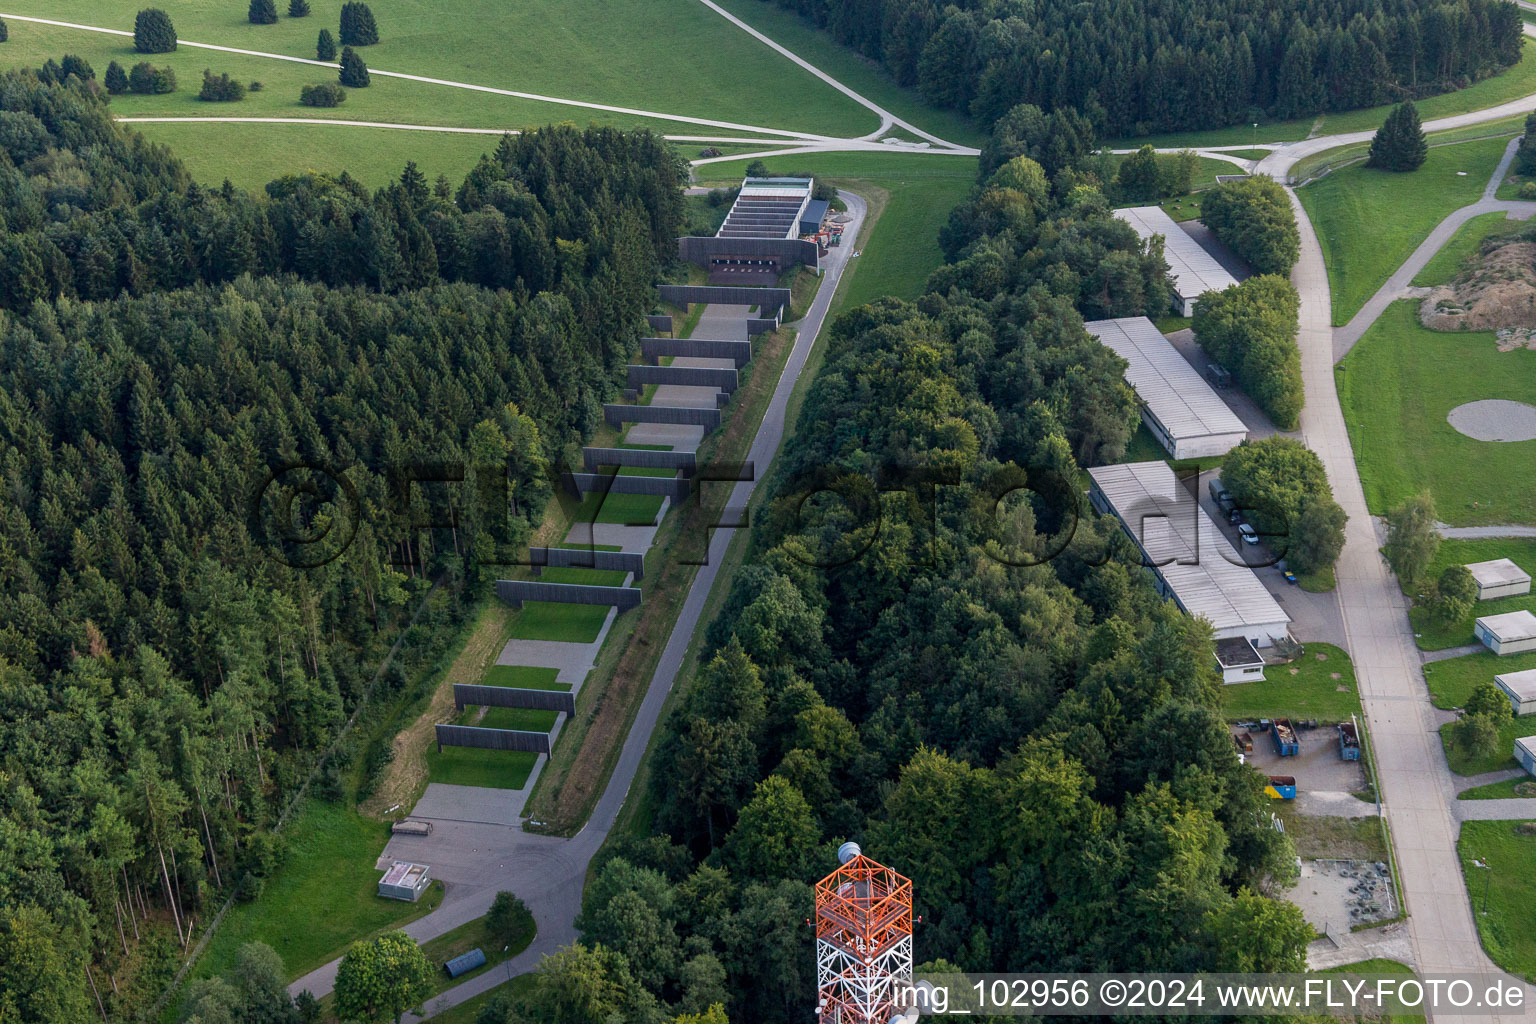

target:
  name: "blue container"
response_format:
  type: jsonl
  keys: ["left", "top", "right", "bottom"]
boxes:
{"left": 444, "top": 948, "right": 487, "bottom": 979}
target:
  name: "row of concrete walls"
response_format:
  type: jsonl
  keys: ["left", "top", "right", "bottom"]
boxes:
{"left": 657, "top": 283, "right": 793, "bottom": 317}
{"left": 566, "top": 471, "right": 690, "bottom": 503}
{"left": 434, "top": 724, "right": 552, "bottom": 754}
{"left": 526, "top": 545, "right": 646, "bottom": 578}
{"left": 626, "top": 364, "right": 739, "bottom": 393}
{"left": 452, "top": 684, "right": 576, "bottom": 716}
{"left": 582, "top": 447, "right": 697, "bottom": 473}
{"left": 639, "top": 337, "right": 753, "bottom": 368}
{"left": 495, "top": 579, "right": 642, "bottom": 611}
{"left": 603, "top": 403, "right": 722, "bottom": 431}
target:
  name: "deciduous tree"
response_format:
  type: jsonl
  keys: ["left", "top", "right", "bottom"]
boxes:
{"left": 1383, "top": 493, "right": 1440, "bottom": 584}
{"left": 333, "top": 932, "right": 432, "bottom": 1024}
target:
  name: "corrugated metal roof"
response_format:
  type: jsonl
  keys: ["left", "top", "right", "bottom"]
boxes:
{"left": 1467, "top": 558, "right": 1531, "bottom": 588}
{"left": 1495, "top": 668, "right": 1536, "bottom": 702}
{"left": 1085, "top": 316, "right": 1247, "bottom": 443}
{"left": 1088, "top": 461, "right": 1290, "bottom": 636}
{"left": 1114, "top": 206, "right": 1240, "bottom": 302}
{"left": 1478, "top": 610, "right": 1536, "bottom": 642}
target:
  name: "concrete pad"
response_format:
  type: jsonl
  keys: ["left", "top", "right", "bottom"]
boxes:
{"left": 1447, "top": 399, "right": 1536, "bottom": 442}
{"left": 407, "top": 782, "right": 533, "bottom": 827}
{"left": 650, "top": 383, "right": 720, "bottom": 408}
{"left": 692, "top": 303, "right": 751, "bottom": 341}
{"left": 495, "top": 606, "right": 616, "bottom": 685}
{"left": 1243, "top": 722, "right": 1369, "bottom": 797}
{"left": 624, "top": 422, "right": 705, "bottom": 449}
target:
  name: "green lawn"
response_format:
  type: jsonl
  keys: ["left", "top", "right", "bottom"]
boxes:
{"left": 1458, "top": 820, "right": 1536, "bottom": 981}
{"left": 197, "top": 800, "right": 444, "bottom": 982}
{"left": 1220, "top": 643, "right": 1363, "bottom": 721}
{"left": 1422, "top": 646, "right": 1533, "bottom": 709}
{"left": 423, "top": 737, "right": 538, "bottom": 790}
{"left": 418, "top": 907, "right": 536, "bottom": 1000}
{"left": 482, "top": 665, "right": 570, "bottom": 691}
{"left": 536, "top": 567, "right": 629, "bottom": 587}
{"left": 134, "top": 122, "right": 502, "bottom": 191}
{"left": 1411, "top": 211, "right": 1530, "bottom": 286}
{"left": 506, "top": 600, "right": 611, "bottom": 643}
{"left": 1406, "top": 540, "right": 1536, "bottom": 650}
{"left": 1440, "top": 716, "right": 1528, "bottom": 775}
{"left": 1337, "top": 301, "right": 1536, "bottom": 526}
{"left": 1102, "top": 154, "right": 1245, "bottom": 192}
{"left": 426, "top": 975, "right": 537, "bottom": 1024}
{"left": 7, "top": 0, "right": 873, "bottom": 138}
{"left": 696, "top": 151, "right": 977, "bottom": 304}
{"left": 1298, "top": 136, "right": 1511, "bottom": 325}
{"left": 570, "top": 491, "right": 664, "bottom": 526}
{"left": 1460, "top": 776, "right": 1536, "bottom": 800}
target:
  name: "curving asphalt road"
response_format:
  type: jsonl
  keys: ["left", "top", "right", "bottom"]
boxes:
{"left": 285, "top": 190, "right": 868, "bottom": 1020}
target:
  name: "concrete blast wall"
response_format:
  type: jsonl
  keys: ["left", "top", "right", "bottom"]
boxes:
{"left": 453, "top": 684, "right": 576, "bottom": 715}
{"left": 495, "top": 579, "right": 642, "bottom": 611}
{"left": 676, "top": 238, "right": 817, "bottom": 273}
{"left": 656, "top": 284, "right": 792, "bottom": 317}
{"left": 603, "top": 404, "right": 721, "bottom": 431}
{"left": 626, "top": 364, "right": 739, "bottom": 392}
{"left": 746, "top": 318, "right": 778, "bottom": 335}
{"left": 582, "top": 447, "right": 697, "bottom": 474}
{"left": 526, "top": 546, "right": 646, "bottom": 578}
{"left": 639, "top": 338, "right": 753, "bottom": 368}
{"left": 434, "top": 724, "right": 551, "bottom": 755}
{"left": 566, "top": 472, "right": 690, "bottom": 504}
{"left": 645, "top": 314, "right": 673, "bottom": 334}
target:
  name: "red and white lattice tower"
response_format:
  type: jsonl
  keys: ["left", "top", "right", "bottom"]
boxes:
{"left": 815, "top": 842, "right": 914, "bottom": 1024}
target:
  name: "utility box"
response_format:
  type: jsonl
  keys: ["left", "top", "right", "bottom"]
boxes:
{"left": 1272, "top": 718, "right": 1299, "bottom": 756}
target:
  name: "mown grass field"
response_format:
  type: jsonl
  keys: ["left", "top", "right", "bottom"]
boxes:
{"left": 1219, "top": 643, "right": 1363, "bottom": 721}
{"left": 5, "top": 0, "right": 873, "bottom": 136}
{"left": 197, "top": 800, "right": 444, "bottom": 982}
{"left": 1299, "top": 136, "right": 1511, "bottom": 325}
{"left": 1337, "top": 301, "right": 1536, "bottom": 526}
{"left": 1405, "top": 539, "right": 1536, "bottom": 650}
{"left": 482, "top": 664, "right": 568, "bottom": 690}
{"left": 506, "top": 600, "right": 611, "bottom": 643}
{"left": 417, "top": 905, "right": 535, "bottom": 1000}
{"left": 1458, "top": 820, "right": 1536, "bottom": 981}
{"left": 697, "top": 150, "right": 978, "bottom": 304}
{"left": 1461, "top": 776, "right": 1536, "bottom": 800}
{"left": 1411, "top": 211, "right": 1530, "bottom": 286}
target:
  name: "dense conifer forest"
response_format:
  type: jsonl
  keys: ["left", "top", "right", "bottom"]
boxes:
{"left": 507, "top": 140, "right": 1314, "bottom": 1024}
{"left": 752, "top": 0, "right": 1523, "bottom": 134}
{"left": 0, "top": 67, "right": 685, "bottom": 1020}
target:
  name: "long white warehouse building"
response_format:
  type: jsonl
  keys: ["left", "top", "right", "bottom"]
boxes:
{"left": 1088, "top": 461, "right": 1291, "bottom": 649}
{"left": 1115, "top": 205, "right": 1240, "bottom": 315}
{"left": 1085, "top": 316, "right": 1247, "bottom": 460}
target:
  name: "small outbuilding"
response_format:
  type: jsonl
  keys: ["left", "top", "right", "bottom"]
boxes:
{"left": 1475, "top": 610, "right": 1536, "bottom": 655}
{"left": 799, "top": 198, "right": 829, "bottom": 236}
{"left": 1494, "top": 668, "right": 1536, "bottom": 716}
{"left": 378, "top": 861, "right": 432, "bottom": 902}
{"left": 1466, "top": 558, "right": 1532, "bottom": 600}
{"left": 1215, "top": 636, "right": 1266, "bottom": 683}
{"left": 444, "top": 948, "right": 487, "bottom": 978}
{"left": 1516, "top": 735, "right": 1536, "bottom": 776}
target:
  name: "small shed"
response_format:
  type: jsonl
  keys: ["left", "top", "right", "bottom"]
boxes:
{"left": 1475, "top": 610, "right": 1536, "bottom": 655}
{"left": 444, "top": 948, "right": 487, "bottom": 978}
{"left": 799, "top": 198, "right": 829, "bottom": 236}
{"left": 1494, "top": 668, "right": 1536, "bottom": 716}
{"left": 1215, "top": 636, "right": 1265, "bottom": 683}
{"left": 1466, "top": 558, "right": 1532, "bottom": 600}
{"left": 1516, "top": 735, "right": 1536, "bottom": 776}
{"left": 378, "top": 861, "right": 432, "bottom": 902}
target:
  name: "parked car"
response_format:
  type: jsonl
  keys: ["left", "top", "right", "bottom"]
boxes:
{"left": 1228, "top": 508, "right": 1243, "bottom": 525}
{"left": 1239, "top": 523, "right": 1260, "bottom": 545}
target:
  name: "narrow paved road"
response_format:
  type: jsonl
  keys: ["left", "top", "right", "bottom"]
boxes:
{"left": 287, "top": 191, "right": 867, "bottom": 1019}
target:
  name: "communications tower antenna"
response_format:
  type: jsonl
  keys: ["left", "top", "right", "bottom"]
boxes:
{"left": 814, "top": 842, "right": 915, "bottom": 1024}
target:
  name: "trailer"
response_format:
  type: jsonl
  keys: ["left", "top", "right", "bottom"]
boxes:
{"left": 1272, "top": 718, "right": 1299, "bottom": 756}
{"left": 1338, "top": 720, "right": 1361, "bottom": 761}
{"left": 1265, "top": 776, "right": 1297, "bottom": 800}
{"left": 391, "top": 819, "right": 434, "bottom": 836}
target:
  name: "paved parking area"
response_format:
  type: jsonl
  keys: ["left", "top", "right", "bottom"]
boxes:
{"left": 1241, "top": 720, "right": 1367, "bottom": 802}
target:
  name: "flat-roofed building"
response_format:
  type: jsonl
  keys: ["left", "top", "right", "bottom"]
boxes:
{"left": 1087, "top": 461, "right": 1291, "bottom": 649}
{"left": 1114, "top": 205, "right": 1240, "bottom": 316}
{"left": 1475, "top": 609, "right": 1536, "bottom": 655}
{"left": 378, "top": 861, "right": 432, "bottom": 902}
{"left": 1494, "top": 668, "right": 1536, "bottom": 716}
{"left": 1466, "top": 558, "right": 1532, "bottom": 600}
{"left": 1215, "top": 636, "right": 1266, "bottom": 683}
{"left": 1516, "top": 735, "right": 1536, "bottom": 776}
{"left": 1085, "top": 316, "right": 1248, "bottom": 460}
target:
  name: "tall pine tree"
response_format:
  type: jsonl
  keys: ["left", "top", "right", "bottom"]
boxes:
{"left": 248, "top": 0, "right": 278, "bottom": 24}
{"left": 338, "top": 2, "right": 379, "bottom": 45}
{"left": 338, "top": 46, "right": 370, "bottom": 87}
{"left": 133, "top": 8, "right": 177, "bottom": 53}
{"left": 288, "top": 0, "right": 310, "bottom": 16}
{"left": 316, "top": 28, "right": 336, "bottom": 61}
{"left": 1367, "top": 101, "right": 1427, "bottom": 172}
